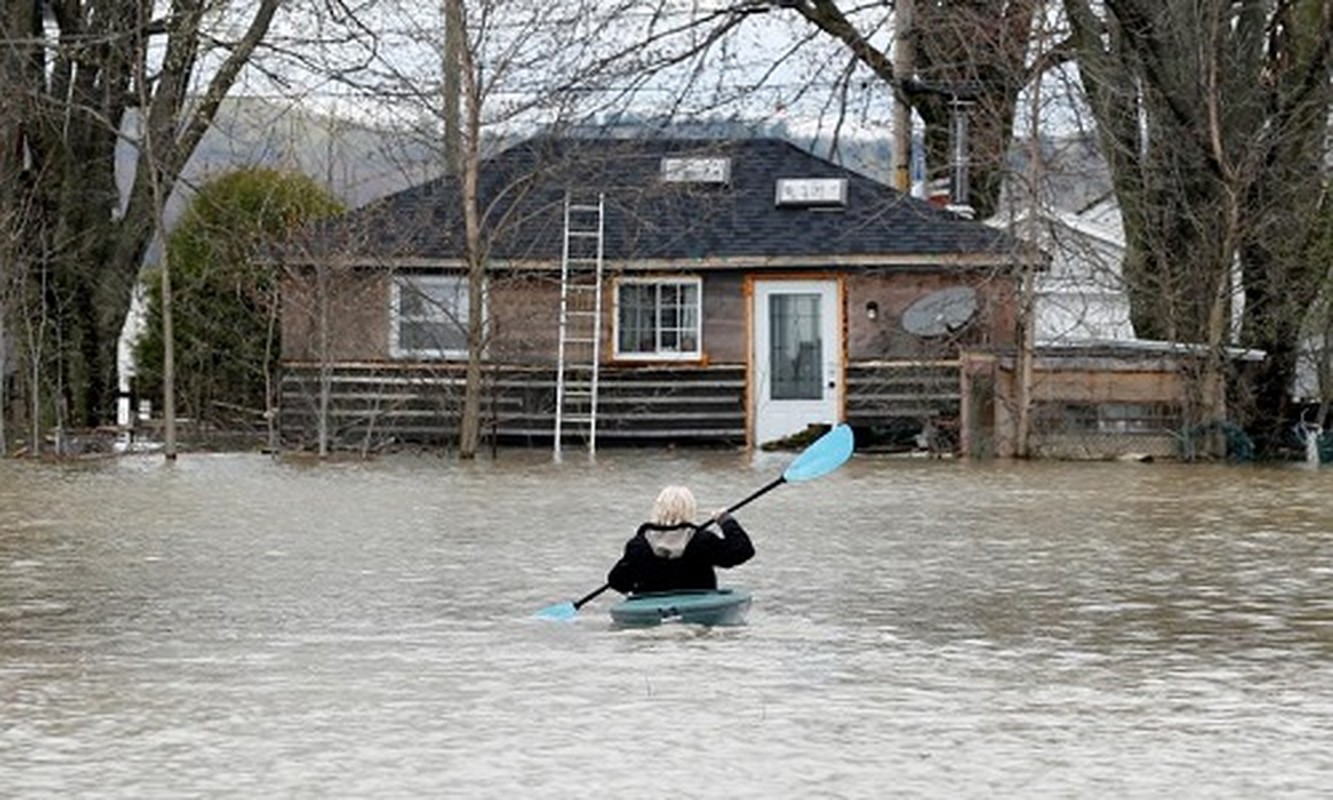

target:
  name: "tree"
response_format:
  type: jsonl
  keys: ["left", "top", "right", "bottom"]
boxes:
{"left": 789, "top": 0, "right": 1042, "bottom": 219}
{"left": 134, "top": 167, "right": 342, "bottom": 433}
{"left": 617, "top": 1, "right": 1043, "bottom": 218}
{"left": 1064, "top": 0, "right": 1333, "bottom": 449}
{"left": 321, "top": 0, "right": 658, "bottom": 457}
{"left": 0, "top": 0, "right": 284, "bottom": 450}
{"left": 730, "top": 1, "right": 1331, "bottom": 451}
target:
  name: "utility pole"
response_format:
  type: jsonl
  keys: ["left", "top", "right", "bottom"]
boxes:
{"left": 892, "top": 0, "right": 914, "bottom": 192}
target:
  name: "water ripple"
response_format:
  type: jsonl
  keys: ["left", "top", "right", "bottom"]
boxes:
{"left": 2, "top": 455, "right": 1333, "bottom": 797}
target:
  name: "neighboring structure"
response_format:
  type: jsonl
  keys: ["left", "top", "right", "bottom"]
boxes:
{"left": 990, "top": 200, "right": 1134, "bottom": 343}
{"left": 961, "top": 340, "right": 1263, "bottom": 460}
{"left": 978, "top": 200, "right": 1263, "bottom": 460}
{"left": 277, "top": 136, "right": 1027, "bottom": 451}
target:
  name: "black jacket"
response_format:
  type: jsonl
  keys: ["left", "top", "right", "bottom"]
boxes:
{"left": 607, "top": 516, "right": 755, "bottom": 595}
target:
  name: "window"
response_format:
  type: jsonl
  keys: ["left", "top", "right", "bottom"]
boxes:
{"left": 1097, "top": 403, "right": 1179, "bottom": 434}
{"left": 1034, "top": 402, "right": 1179, "bottom": 435}
{"left": 768, "top": 293, "right": 823, "bottom": 399}
{"left": 615, "top": 277, "right": 702, "bottom": 360}
{"left": 390, "top": 275, "right": 471, "bottom": 358}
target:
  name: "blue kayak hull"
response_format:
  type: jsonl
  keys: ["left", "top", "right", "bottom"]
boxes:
{"left": 610, "top": 589, "right": 752, "bottom": 627}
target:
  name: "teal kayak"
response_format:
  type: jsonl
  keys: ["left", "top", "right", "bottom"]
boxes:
{"left": 610, "top": 589, "right": 752, "bottom": 628}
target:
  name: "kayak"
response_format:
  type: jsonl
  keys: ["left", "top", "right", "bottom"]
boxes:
{"left": 610, "top": 588, "right": 752, "bottom": 628}
{"left": 610, "top": 589, "right": 752, "bottom": 627}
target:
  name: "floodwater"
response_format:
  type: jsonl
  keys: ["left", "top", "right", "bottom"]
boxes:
{"left": 2, "top": 450, "right": 1332, "bottom": 799}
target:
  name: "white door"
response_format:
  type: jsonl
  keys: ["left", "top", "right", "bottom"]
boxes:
{"left": 752, "top": 280, "right": 842, "bottom": 445}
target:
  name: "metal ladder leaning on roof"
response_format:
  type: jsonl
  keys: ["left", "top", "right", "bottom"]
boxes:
{"left": 554, "top": 190, "right": 605, "bottom": 459}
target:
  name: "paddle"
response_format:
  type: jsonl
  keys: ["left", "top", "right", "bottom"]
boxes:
{"left": 534, "top": 423, "right": 855, "bottom": 621}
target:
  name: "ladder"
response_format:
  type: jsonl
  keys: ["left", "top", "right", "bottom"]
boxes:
{"left": 554, "top": 190, "right": 605, "bottom": 458}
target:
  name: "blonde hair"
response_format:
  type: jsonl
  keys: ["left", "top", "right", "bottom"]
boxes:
{"left": 651, "top": 485, "right": 697, "bottom": 526}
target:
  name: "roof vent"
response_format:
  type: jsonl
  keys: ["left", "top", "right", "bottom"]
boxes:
{"left": 661, "top": 157, "right": 731, "bottom": 184}
{"left": 775, "top": 177, "right": 847, "bottom": 207}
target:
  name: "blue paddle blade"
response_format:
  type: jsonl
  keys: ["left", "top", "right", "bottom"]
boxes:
{"left": 783, "top": 423, "right": 854, "bottom": 483}
{"left": 534, "top": 601, "right": 578, "bottom": 621}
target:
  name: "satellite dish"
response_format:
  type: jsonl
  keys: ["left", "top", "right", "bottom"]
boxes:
{"left": 901, "top": 286, "right": 978, "bottom": 337}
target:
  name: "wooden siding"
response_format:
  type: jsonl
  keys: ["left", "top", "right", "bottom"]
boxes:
{"left": 844, "top": 271, "right": 1017, "bottom": 361}
{"left": 846, "top": 361, "right": 961, "bottom": 423}
{"left": 278, "top": 363, "right": 748, "bottom": 449}
{"left": 976, "top": 351, "right": 1203, "bottom": 459}
{"left": 278, "top": 360, "right": 967, "bottom": 450}
{"left": 281, "top": 269, "right": 753, "bottom": 366}
{"left": 280, "top": 270, "right": 388, "bottom": 361}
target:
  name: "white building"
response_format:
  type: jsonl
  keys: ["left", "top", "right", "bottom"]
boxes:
{"left": 987, "top": 199, "right": 1135, "bottom": 344}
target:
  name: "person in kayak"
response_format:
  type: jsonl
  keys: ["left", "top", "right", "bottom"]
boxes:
{"left": 607, "top": 485, "right": 755, "bottom": 595}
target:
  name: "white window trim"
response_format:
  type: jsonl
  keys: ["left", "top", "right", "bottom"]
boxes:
{"left": 612, "top": 276, "right": 703, "bottom": 362}
{"left": 389, "top": 274, "right": 480, "bottom": 360}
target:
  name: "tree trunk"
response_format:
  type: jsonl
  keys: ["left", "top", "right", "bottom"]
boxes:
{"left": 911, "top": 1, "right": 1036, "bottom": 220}
{"left": 458, "top": 133, "right": 485, "bottom": 458}
{"left": 453, "top": 0, "right": 484, "bottom": 459}
{"left": 790, "top": 1, "right": 1036, "bottom": 219}
{"left": 3, "top": 0, "right": 281, "bottom": 438}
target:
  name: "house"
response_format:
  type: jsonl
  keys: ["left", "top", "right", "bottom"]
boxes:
{"left": 988, "top": 200, "right": 1134, "bottom": 343}
{"left": 276, "top": 136, "right": 1028, "bottom": 452}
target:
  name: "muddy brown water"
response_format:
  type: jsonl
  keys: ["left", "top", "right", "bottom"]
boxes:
{"left": 2, "top": 452, "right": 1331, "bottom": 797}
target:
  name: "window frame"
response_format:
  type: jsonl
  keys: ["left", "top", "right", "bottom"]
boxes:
{"left": 388, "top": 273, "right": 478, "bottom": 360}
{"left": 612, "top": 275, "right": 704, "bottom": 362}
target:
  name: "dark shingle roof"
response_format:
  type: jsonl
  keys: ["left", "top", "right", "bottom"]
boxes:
{"left": 303, "top": 136, "right": 1019, "bottom": 266}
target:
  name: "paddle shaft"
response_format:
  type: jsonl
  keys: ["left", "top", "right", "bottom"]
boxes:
{"left": 574, "top": 583, "right": 611, "bottom": 609}
{"left": 573, "top": 476, "right": 786, "bottom": 610}
{"left": 725, "top": 475, "right": 785, "bottom": 516}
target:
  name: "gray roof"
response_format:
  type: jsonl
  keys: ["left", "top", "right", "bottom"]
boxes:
{"left": 300, "top": 136, "right": 1021, "bottom": 268}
